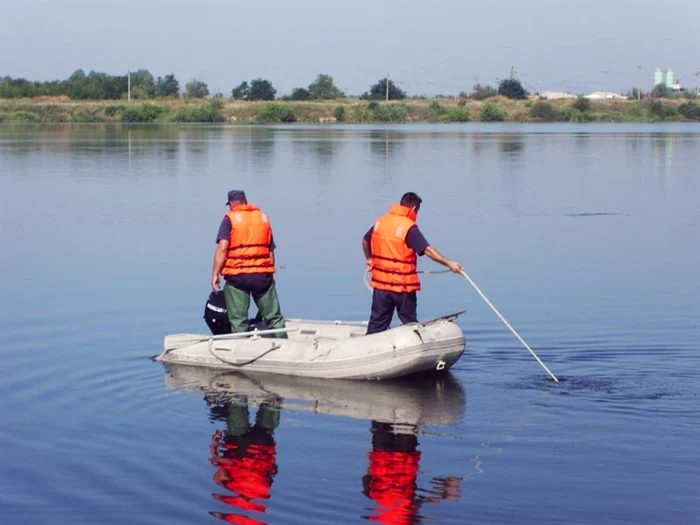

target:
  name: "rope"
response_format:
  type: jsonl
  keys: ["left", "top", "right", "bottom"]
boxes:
{"left": 363, "top": 268, "right": 452, "bottom": 293}
{"left": 208, "top": 338, "right": 281, "bottom": 367}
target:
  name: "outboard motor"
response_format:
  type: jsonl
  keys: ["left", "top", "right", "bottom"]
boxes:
{"left": 204, "top": 291, "right": 232, "bottom": 335}
{"left": 204, "top": 291, "right": 267, "bottom": 335}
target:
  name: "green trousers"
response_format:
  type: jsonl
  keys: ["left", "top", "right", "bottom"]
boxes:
{"left": 224, "top": 281, "right": 286, "bottom": 335}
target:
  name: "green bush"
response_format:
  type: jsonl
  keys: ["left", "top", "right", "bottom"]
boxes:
{"left": 645, "top": 100, "right": 676, "bottom": 121}
{"left": 598, "top": 112, "right": 624, "bottom": 122}
{"left": 104, "top": 104, "right": 124, "bottom": 116}
{"left": 367, "top": 101, "right": 379, "bottom": 111}
{"left": 561, "top": 108, "right": 595, "bottom": 122}
{"left": 441, "top": 107, "right": 470, "bottom": 122}
{"left": 258, "top": 103, "right": 296, "bottom": 123}
{"left": 480, "top": 103, "right": 504, "bottom": 122}
{"left": 333, "top": 105, "right": 345, "bottom": 122}
{"left": 530, "top": 101, "right": 562, "bottom": 122}
{"left": 623, "top": 102, "right": 648, "bottom": 121}
{"left": 73, "top": 110, "right": 106, "bottom": 123}
{"left": 573, "top": 95, "right": 591, "bottom": 113}
{"left": 678, "top": 102, "right": 700, "bottom": 120}
{"left": 171, "top": 102, "right": 225, "bottom": 122}
{"left": 372, "top": 103, "right": 408, "bottom": 122}
{"left": 119, "top": 103, "right": 164, "bottom": 122}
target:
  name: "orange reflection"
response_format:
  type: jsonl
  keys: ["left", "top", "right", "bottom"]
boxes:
{"left": 208, "top": 395, "right": 280, "bottom": 525}
{"left": 362, "top": 421, "right": 462, "bottom": 524}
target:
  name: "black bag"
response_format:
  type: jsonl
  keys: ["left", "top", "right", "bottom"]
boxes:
{"left": 204, "top": 291, "right": 232, "bottom": 335}
{"left": 203, "top": 291, "right": 266, "bottom": 335}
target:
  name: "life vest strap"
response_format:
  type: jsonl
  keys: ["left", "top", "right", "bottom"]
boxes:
{"left": 372, "top": 266, "right": 418, "bottom": 276}
{"left": 372, "top": 253, "right": 417, "bottom": 264}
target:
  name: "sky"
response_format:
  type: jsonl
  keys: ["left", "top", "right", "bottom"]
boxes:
{"left": 1, "top": 0, "right": 699, "bottom": 97}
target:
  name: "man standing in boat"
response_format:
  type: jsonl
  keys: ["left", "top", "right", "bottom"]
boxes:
{"left": 211, "top": 190, "right": 286, "bottom": 336}
{"left": 362, "top": 192, "right": 463, "bottom": 334}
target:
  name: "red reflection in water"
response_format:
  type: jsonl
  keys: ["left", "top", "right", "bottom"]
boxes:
{"left": 208, "top": 398, "right": 279, "bottom": 525}
{"left": 362, "top": 421, "right": 462, "bottom": 524}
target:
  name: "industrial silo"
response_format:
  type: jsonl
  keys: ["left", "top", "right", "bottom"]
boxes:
{"left": 654, "top": 69, "right": 664, "bottom": 87}
{"left": 665, "top": 69, "right": 674, "bottom": 88}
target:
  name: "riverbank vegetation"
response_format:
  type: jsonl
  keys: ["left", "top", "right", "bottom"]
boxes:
{"left": 2, "top": 96, "right": 700, "bottom": 124}
{"left": 1, "top": 70, "right": 699, "bottom": 124}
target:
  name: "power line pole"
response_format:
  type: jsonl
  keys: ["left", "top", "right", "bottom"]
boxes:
{"left": 602, "top": 70, "right": 610, "bottom": 94}
{"left": 695, "top": 70, "right": 700, "bottom": 95}
{"left": 127, "top": 64, "right": 131, "bottom": 102}
{"left": 385, "top": 73, "right": 390, "bottom": 102}
{"left": 637, "top": 65, "right": 642, "bottom": 100}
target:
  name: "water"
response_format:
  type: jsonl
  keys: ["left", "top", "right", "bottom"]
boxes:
{"left": 1, "top": 123, "right": 698, "bottom": 525}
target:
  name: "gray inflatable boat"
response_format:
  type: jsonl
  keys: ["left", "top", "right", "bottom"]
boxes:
{"left": 156, "top": 314, "right": 466, "bottom": 380}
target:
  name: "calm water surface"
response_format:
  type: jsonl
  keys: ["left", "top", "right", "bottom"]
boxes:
{"left": 1, "top": 123, "right": 698, "bottom": 525}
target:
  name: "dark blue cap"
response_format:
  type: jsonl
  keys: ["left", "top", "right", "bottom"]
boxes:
{"left": 226, "top": 190, "right": 247, "bottom": 204}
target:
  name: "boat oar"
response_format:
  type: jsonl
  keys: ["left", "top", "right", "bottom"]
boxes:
{"left": 460, "top": 270, "right": 560, "bottom": 383}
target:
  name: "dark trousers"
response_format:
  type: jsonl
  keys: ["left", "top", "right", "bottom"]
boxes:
{"left": 366, "top": 289, "right": 418, "bottom": 335}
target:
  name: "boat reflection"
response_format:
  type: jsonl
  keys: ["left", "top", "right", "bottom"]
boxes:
{"left": 162, "top": 364, "right": 467, "bottom": 524}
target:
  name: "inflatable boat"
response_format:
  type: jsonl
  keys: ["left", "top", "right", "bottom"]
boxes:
{"left": 156, "top": 293, "right": 465, "bottom": 380}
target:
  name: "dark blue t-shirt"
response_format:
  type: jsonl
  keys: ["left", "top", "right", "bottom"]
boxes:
{"left": 363, "top": 224, "right": 429, "bottom": 256}
{"left": 216, "top": 216, "right": 276, "bottom": 250}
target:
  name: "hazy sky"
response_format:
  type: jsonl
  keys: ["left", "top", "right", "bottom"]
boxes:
{"left": 1, "top": 0, "right": 699, "bottom": 96}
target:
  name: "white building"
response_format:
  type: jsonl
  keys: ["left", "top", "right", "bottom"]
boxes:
{"left": 540, "top": 91, "right": 578, "bottom": 100}
{"left": 585, "top": 91, "right": 625, "bottom": 100}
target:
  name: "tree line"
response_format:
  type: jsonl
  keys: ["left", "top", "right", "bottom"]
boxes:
{"left": 3, "top": 69, "right": 694, "bottom": 102}
{"left": 0, "top": 70, "right": 411, "bottom": 101}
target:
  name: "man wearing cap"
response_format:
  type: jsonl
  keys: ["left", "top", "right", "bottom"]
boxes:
{"left": 211, "top": 190, "right": 286, "bottom": 336}
{"left": 362, "top": 191, "right": 463, "bottom": 335}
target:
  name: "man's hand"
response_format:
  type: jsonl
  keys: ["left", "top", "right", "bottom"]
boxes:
{"left": 211, "top": 274, "right": 221, "bottom": 292}
{"left": 446, "top": 260, "right": 464, "bottom": 274}
{"left": 366, "top": 259, "right": 372, "bottom": 271}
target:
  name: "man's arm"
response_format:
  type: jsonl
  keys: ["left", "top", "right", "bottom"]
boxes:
{"left": 424, "top": 246, "right": 463, "bottom": 274}
{"left": 362, "top": 228, "right": 373, "bottom": 270}
{"left": 211, "top": 239, "right": 229, "bottom": 292}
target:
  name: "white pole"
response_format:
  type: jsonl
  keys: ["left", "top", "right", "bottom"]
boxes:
{"left": 460, "top": 270, "right": 560, "bottom": 383}
{"left": 385, "top": 73, "right": 389, "bottom": 102}
{"left": 127, "top": 64, "right": 131, "bottom": 102}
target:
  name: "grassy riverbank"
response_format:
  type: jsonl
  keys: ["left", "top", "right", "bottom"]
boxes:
{"left": 1, "top": 96, "right": 699, "bottom": 124}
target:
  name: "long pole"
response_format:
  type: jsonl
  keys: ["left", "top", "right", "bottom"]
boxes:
{"left": 460, "top": 270, "right": 560, "bottom": 383}
{"left": 385, "top": 73, "right": 389, "bottom": 102}
{"left": 127, "top": 64, "right": 131, "bottom": 102}
{"left": 637, "top": 65, "right": 642, "bottom": 100}
{"left": 602, "top": 70, "right": 609, "bottom": 94}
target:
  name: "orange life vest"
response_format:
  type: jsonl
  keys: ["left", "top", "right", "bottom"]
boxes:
{"left": 221, "top": 204, "right": 275, "bottom": 276}
{"left": 370, "top": 204, "right": 421, "bottom": 293}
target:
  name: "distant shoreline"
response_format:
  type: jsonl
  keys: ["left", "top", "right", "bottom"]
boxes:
{"left": 1, "top": 96, "right": 699, "bottom": 124}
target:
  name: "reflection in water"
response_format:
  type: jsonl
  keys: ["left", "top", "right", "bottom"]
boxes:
{"left": 161, "top": 364, "right": 466, "bottom": 525}
{"left": 497, "top": 133, "right": 524, "bottom": 158}
{"left": 362, "top": 421, "right": 461, "bottom": 524}
{"left": 369, "top": 130, "right": 406, "bottom": 159}
{"left": 207, "top": 393, "right": 280, "bottom": 525}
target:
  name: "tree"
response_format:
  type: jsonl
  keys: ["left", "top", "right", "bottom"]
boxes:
{"left": 130, "top": 69, "right": 155, "bottom": 99}
{"left": 308, "top": 73, "right": 344, "bottom": 99}
{"left": 288, "top": 87, "right": 311, "bottom": 100}
{"left": 361, "top": 78, "right": 406, "bottom": 100}
{"left": 573, "top": 95, "right": 591, "bottom": 113}
{"left": 185, "top": 79, "right": 209, "bottom": 98}
{"left": 651, "top": 83, "right": 671, "bottom": 99}
{"left": 248, "top": 78, "right": 276, "bottom": 100}
{"left": 498, "top": 78, "right": 527, "bottom": 99}
{"left": 155, "top": 74, "right": 179, "bottom": 98}
{"left": 470, "top": 84, "right": 497, "bottom": 100}
{"left": 231, "top": 81, "right": 249, "bottom": 100}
